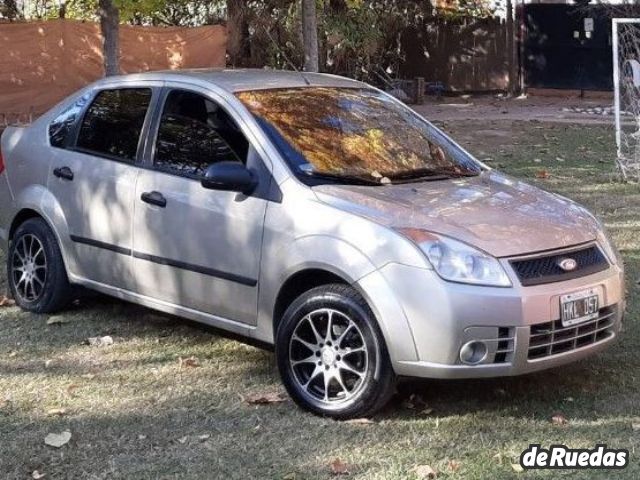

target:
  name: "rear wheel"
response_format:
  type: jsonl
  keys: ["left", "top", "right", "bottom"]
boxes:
{"left": 7, "top": 218, "right": 72, "bottom": 313}
{"left": 276, "top": 284, "right": 396, "bottom": 419}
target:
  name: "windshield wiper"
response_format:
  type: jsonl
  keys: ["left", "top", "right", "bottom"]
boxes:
{"left": 387, "top": 168, "right": 480, "bottom": 184}
{"left": 300, "top": 169, "right": 383, "bottom": 186}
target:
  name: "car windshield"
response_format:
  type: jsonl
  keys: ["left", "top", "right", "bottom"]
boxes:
{"left": 236, "top": 87, "right": 482, "bottom": 184}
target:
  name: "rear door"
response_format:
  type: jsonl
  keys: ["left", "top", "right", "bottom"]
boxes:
{"left": 131, "top": 87, "right": 271, "bottom": 325}
{"left": 48, "top": 85, "right": 157, "bottom": 289}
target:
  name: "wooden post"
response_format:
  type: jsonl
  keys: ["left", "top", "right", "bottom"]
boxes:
{"left": 414, "top": 77, "right": 425, "bottom": 105}
{"left": 506, "top": 0, "right": 516, "bottom": 95}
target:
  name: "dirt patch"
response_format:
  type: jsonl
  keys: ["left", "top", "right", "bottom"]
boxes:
{"left": 415, "top": 94, "right": 616, "bottom": 125}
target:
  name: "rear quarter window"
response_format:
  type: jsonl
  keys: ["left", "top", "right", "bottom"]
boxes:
{"left": 48, "top": 93, "right": 92, "bottom": 148}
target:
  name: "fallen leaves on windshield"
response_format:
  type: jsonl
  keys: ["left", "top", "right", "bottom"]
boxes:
{"left": 237, "top": 88, "right": 464, "bottom": 178}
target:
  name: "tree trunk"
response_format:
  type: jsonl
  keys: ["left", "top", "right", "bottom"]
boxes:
{"left": 506, "top": 0, "right": 517, "bottom": 95}
{"left": 98, "top": 0, "right": 120, "bottom": 77}
{"left": 227, "top": 0, "right": 250, "bottom": 67}
{"left": 2, "top": 0, "right": 21, "bottom": 20}
{"left": 301, "top": 0, "right": 319, "bottom": 72}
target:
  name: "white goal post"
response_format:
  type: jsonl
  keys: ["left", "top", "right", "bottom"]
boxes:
{"left": 613, "top": 18, "right": 640, "bottom": 180}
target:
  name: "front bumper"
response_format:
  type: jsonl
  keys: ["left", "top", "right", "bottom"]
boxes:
{"left": 395, "top": 318, "right": 620, "bottom": 379}
{"left": 359, "top": 260, "right": 624, "bottom": 380}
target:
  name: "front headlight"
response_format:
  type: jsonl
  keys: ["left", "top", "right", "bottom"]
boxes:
{"left": 597, "top": 225, "right": 621, "bottom": 266}
{"left": 398, "top": 228, "right": 512, "bottom": 287}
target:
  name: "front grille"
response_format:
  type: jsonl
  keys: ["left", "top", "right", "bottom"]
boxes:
{"left": 510, "top": 245, "right": 608, "bottom": 287}
{"left": 528, "top": 306, "right": 616, "bottom": 360}
{"left": 493, "top": 327, "right": 514, "bottom": 364}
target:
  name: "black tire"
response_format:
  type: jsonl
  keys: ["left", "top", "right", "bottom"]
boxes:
{"left": 276, "top": 284, "right": 396, "bottom": 419}
{"left": 7, "top": 218, "right": 73, "bottom": 313}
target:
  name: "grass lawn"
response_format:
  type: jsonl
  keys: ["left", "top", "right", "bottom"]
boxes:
{"left": 1, "top": 121, "right": 639, "bottom": 479}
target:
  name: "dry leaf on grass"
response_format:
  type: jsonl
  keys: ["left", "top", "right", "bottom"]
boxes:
{"left": 198, "top": 434, "right": 210, "bottom": 441}
{"left": 46, "top": 408, "right": 67, "bottom": 417}
{"left": 32, "top": 471, "right": 46, "bottom": 479}
{"left": 178, "top": 357, "right": 200, "bottom": 369}
{"left": 244, "top": 392, "right": 288, "bottom": 405}
{"left": 447, "top": 460, "right": 461, "bottom": 472}
{"left": 329, "top": 458, "right": 350, "bottom": 476}
{"left": 86, "top": 336, "right": 114, "bottom": 347}
{"left": 402, "top": 394, "right": 427, "bottom": 410}
{"left": 44, "top": 431, "right": 71, "bottom": 448}
{"left": 177, "top": 436, "right": 188, "bottom": 444}
{"left": 0, "top": 296, "right": 15, "bottom": 307}
{"left": 535, "top": 170, "right": 551, "bottom": 179}
{"left": 412, "top": 464, "right": 437, "bottom": 479}
{"left": 631, "top": 423, "right": 640, "bottom": 431}
{"left": 345, "top": 418, "right": 375, "bottom": 425}
{"left": 66, "top": 384, "right": 79, "bottom": 398}
{"left": 551, "top": 413, "right": 569, "bottom": 426}
{"left": 46, "top": 316, "right": 70, "bottom": 325}
{"left": 511, "top": 463, "right": 524, "bottom": 473}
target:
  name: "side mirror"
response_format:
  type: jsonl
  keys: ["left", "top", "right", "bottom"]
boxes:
{"left": 201, "top": 161, "right": 257, "bottom": 194}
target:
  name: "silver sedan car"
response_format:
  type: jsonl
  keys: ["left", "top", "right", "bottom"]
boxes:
{"left": 0, "top": 70, "right": 625, "bottom": 419}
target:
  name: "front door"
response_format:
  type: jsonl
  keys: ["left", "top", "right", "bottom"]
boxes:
{"left": 48, "top": 87, "right": 155, "bottom": 289}
{"left": 131, "top": 88, "right": 269, "bottom": 325}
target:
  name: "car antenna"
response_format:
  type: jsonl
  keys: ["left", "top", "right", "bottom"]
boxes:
{"left": 262, "top": 27, "right": 312, "bottom": 86}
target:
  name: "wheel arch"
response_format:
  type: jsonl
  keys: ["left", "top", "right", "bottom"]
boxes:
{"left": 272, "top": 268, "right": 351, "bottom": 334}
{"left": 9, "top": 208, "right": 44, "bottom": 240}
{"left": 8, "top": 186, "right": 75, "bottom": 281}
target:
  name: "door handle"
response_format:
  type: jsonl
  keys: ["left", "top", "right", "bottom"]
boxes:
{"left": 53, "top": 166, "right": 74, "bottom": 181}
{"left": 141, "top": 191, "right": 167, "bottom": 208}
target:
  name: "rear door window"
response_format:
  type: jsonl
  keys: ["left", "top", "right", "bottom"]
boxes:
{"left": 76, "top": 88, "right": 152, "bottom": 162}
{"left": 153, "top": 90, "right": 248, "bottom": 178}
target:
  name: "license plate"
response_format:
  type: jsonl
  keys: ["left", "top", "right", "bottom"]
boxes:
{"left": 560, "top": 289, "right": 599, "bottom": 327}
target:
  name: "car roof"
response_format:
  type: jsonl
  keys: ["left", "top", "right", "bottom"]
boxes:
{"left": 102, "top": 69, "right": 368, "bottom": 93}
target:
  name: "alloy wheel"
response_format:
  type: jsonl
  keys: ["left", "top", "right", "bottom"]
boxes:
{"left": 11, "top": 234, "right": 47, "bottom": 302}
{"left": 288, "top": 308, "right": 369, "bottom": 407}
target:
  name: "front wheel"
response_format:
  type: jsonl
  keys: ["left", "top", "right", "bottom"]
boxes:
{"left": 276, "top": 284, "right": 396, "bottom": 419}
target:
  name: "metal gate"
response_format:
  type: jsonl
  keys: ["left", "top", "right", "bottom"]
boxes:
{"left": 523, "top": 4, "right": 613, "bottom": 91}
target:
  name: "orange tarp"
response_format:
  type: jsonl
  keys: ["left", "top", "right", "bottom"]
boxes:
{"left": 0, "top": 19, "right": 228, "bottom": 118}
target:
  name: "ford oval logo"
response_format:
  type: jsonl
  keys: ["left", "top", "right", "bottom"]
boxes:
{"left": 558, "top": 258, "right": 578, "bottom": 272}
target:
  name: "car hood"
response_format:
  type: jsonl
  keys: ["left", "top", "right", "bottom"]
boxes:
{"left": 312, "top": 171, "right": 600, "bottom": 258}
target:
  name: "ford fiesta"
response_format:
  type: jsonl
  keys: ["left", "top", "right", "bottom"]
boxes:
{"left": 0, "top": 70, "right": 624, "bottom": 419}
